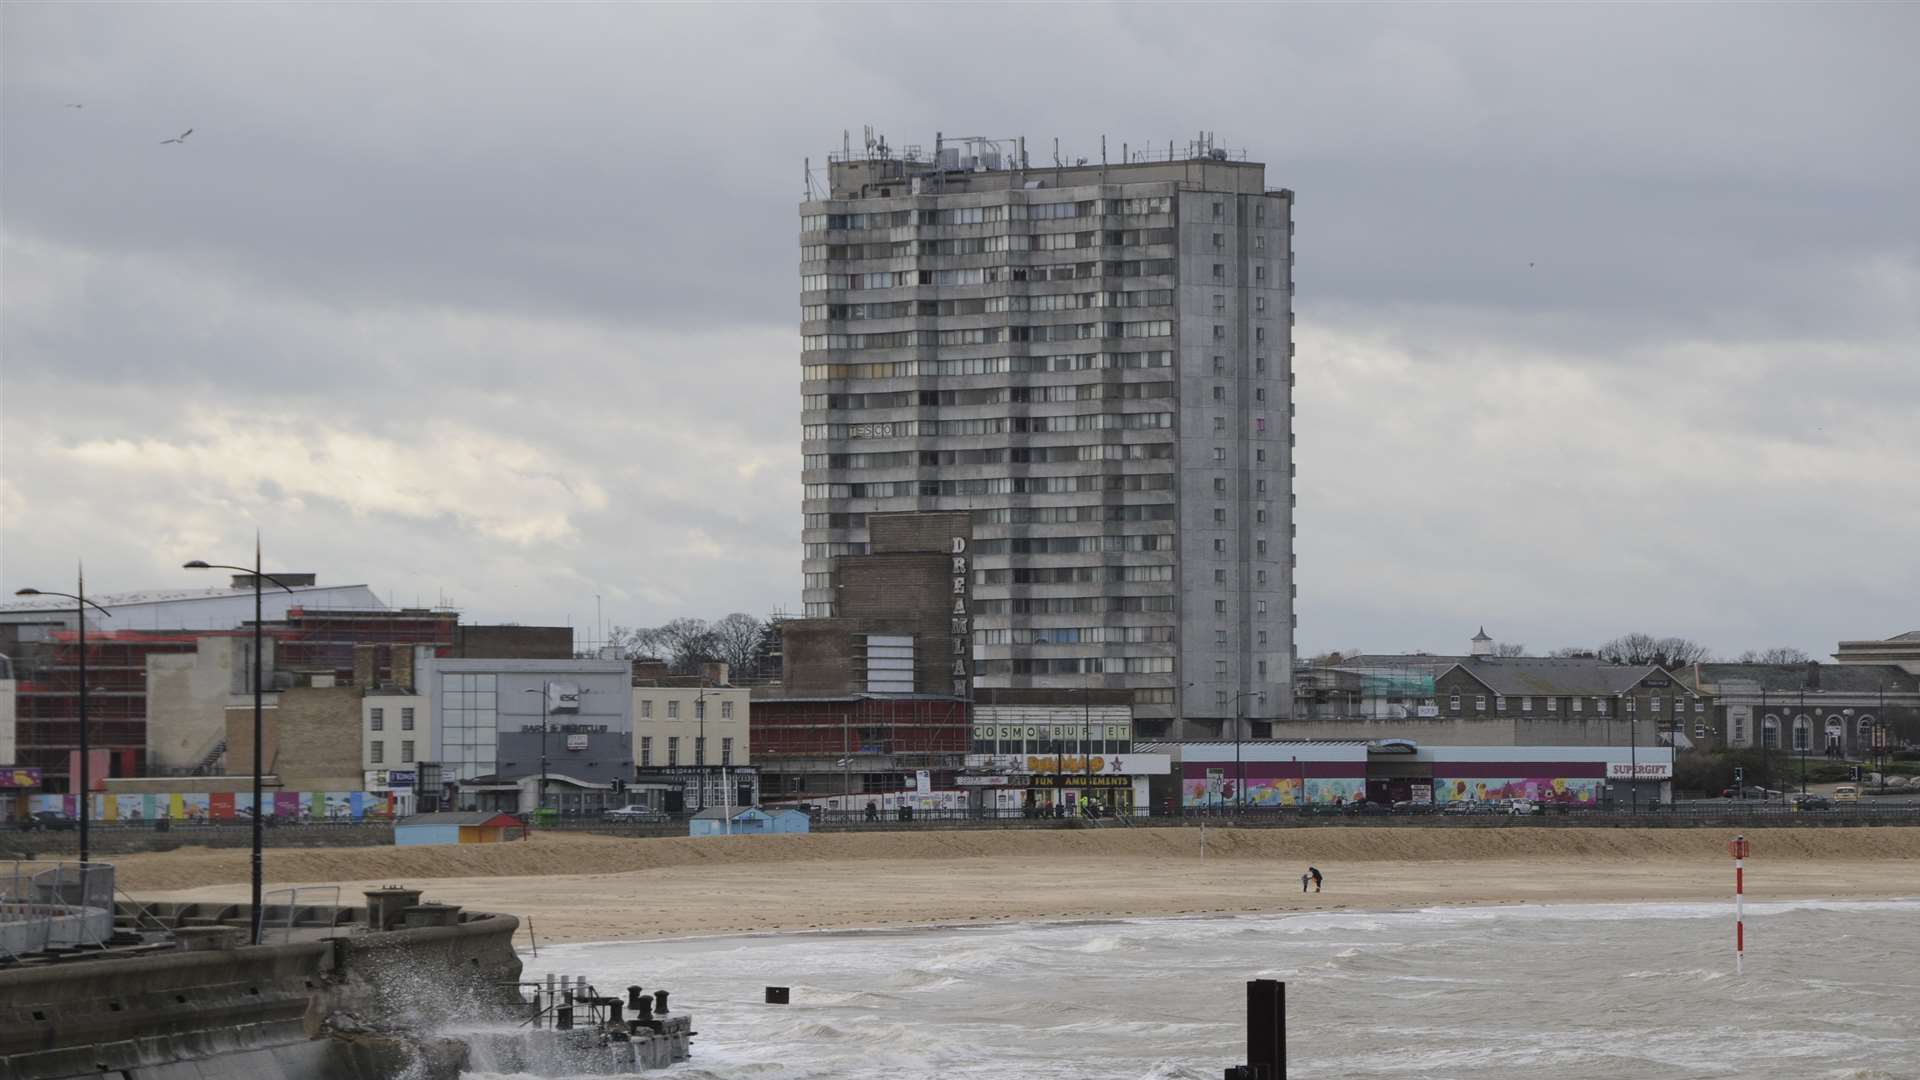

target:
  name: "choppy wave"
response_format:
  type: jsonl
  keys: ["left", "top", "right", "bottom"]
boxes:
{"left": 502, "top": 899, "right": 1920, "bottom": 1079}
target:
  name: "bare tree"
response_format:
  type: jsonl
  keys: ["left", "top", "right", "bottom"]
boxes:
{"left": 604, "top": 624, "right": 663, "bottom": 660}
{"left": 1738, "top": 646, "right": 1812, "bottom": 664}
{"left": 1597, "top": 633, "right": 1711, "bottom": 668}
{"left": 1491, "top": 642, "right": 1528, "bottom": 657}
{"left": 1548, "top": 647, "right": 1596, "bottom": 659}
{"left": 651, "top": 617, "right": 718, "bottom": 674}
{"left": 709, "top": 612, "right": 766, "bottom": 677}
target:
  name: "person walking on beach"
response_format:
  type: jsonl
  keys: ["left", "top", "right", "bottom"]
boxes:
{"left": 1300, "top": 871, "right": 1311, "bottom": 893}
{"left": 1308, "top": 866, "right": 1323, "bottom": 893}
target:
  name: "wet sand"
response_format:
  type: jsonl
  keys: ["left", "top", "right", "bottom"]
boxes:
{"left": 115, "top": 827, "right": 1920, "bottom": 942}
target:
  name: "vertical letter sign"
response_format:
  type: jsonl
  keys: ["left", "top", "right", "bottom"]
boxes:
{"left": 951, "top": 535, "right": 971, "bottom": 697}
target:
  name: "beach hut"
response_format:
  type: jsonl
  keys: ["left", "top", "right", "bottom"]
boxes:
{"left": 394, "top": 811, "right": 526, "bottom": 846}
{"left": 688, "top": 806, "right": 809, "bottom": 837}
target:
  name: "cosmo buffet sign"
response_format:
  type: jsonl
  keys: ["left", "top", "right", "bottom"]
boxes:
{"left": 1607, "top": 762, "right": 1673, "bottom": 780}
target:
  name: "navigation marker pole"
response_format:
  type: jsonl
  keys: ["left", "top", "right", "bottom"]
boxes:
{"left": 1729, "top": 834, "right": 1749, "bottom": 975}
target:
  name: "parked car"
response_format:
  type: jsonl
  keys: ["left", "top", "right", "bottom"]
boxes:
{"left": 1390, "top": 800, "right": 1437, "bottom": 814}
{"left": 603, "top": 804, "right": 667, "bottom": 823}
{"left": 1340, "top": 800, "right": 1391, "bottom": 816}
{"left": 1441, "top": 800, "right": 1500, "bottom": 815}
{"left": 1832, "top": 785, "right": 1860, "bottom": 802}
{"left": 1506, "top": 799, "right": 1542, "bottom": 816}
{"left": 1791, "top": 794, "right": 1832, "bottom": 812}
{"left": 19, "top": 811, "right": 77, "bottom": 831}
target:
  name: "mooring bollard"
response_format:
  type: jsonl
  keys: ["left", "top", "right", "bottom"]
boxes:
{"left": 654, "top": 989, "right": 670, "bottom": 1014}
{"left": 765, "top": 986, "right": 790, "bottom": 1005}
{"left": 627, "top": 984, "right": 646, "bottom": 1011}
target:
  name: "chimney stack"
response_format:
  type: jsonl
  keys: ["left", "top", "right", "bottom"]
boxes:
{"left": 1805, "top": 661, "right": 1820, "bottom": 690}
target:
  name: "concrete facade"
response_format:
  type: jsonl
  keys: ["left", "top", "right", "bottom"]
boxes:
{"left": 1832, "top": 630, "right": 1920, "bottom": 675}
{"left": 145, "top": 636, "right": 251, "bottom": 774}
{"left": 800, "top": 141, "right": 1295, "bottom": 737}
{"left": 420, "top": 657, "right": 633, "bottom": 785}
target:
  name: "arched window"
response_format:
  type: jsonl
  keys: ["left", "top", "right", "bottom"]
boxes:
{"left": 1793, "top": 715, "right": 1812, "bottom": 752}
{"left": 1858, "top": 715, "right": 1876, "bottom": 735}
{"left": 1761, "top": 715, "right": 1780, "bottom": 749}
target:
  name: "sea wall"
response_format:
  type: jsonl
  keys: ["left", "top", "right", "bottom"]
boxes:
{"left": 0, "top": 904, "right": 520, "bottom": 1080}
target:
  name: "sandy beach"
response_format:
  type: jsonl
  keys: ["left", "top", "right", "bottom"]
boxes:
{"left": 113, "top": 827, "right": 1920, "bottom": 943}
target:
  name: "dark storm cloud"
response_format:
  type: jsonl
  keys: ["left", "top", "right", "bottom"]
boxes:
{"left": 3, "top": 3, "right": 1915, "bottom": 650}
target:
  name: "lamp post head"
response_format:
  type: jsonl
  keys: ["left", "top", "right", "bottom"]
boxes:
{"left": 14, "top": 588, "right": 43, "bottom": 597}
{"left": 182, "top": 560, "right": 212, "bottom": 569}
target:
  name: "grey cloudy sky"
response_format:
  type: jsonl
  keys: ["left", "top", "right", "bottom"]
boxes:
{"left": 3, "top": 3, "right": 1915, "bottom": 658}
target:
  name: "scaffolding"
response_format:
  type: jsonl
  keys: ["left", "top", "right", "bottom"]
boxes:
{"left": 752, "top": 695, "right": 969, "bottom": 795}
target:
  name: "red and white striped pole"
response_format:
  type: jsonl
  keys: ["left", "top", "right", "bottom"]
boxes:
{"left": 1729, "top": 834, "right": 1749, "bottom": 974}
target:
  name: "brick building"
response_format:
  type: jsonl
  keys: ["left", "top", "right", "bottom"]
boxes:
{"left": 1431, "top": 658, "right": 1710, "bottom": 748}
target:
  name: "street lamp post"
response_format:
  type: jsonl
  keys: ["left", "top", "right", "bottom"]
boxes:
{"left": 1799, "top": 689, "right": 1809, "bottom": 796}
{"left": 695, "top": 687, "right": 708, "bottom": 814}
{"left": 15, "top": 573, "right": 114, "bottom": 866}
{"left": 523, "top": 683, "right": 589, "bottom": 817}
{"left": 1629, "top": 708, "right": 1638, "bottom": 813}
{"left": 184, "top": 546, "right": 294, "bottom": 946}
{"left": 1229, "top": 690, "right": 1256, "bottom": 813}
{"left": 1186, "top": 681, "right": 1256, "bottom": 812}
{"left": 523, "top": 684, "right": 552, "bottom": 816}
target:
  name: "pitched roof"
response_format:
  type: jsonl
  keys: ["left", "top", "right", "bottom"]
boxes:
{"left": 691, "top": 806, "right": 762, "bottom": 821}
{"left": 396, "top": 811, "right": 521, "bottom": 827}
{"left": 1440, "top": 658, "right": 1662, "bottom": 697}
{"left": 1683, "top": 663, "right": 1918, "bottom": 694}
{"left": 1326, "top": 653, "right": 1468, "bottom": 671}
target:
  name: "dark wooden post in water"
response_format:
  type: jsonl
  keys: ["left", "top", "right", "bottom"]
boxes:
{"left": 1227, "top": 978, "right": 1285, "bottom": 1080}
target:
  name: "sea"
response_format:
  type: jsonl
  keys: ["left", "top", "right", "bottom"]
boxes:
{"left": 477, "top": 898, "right": 1920, "bottom": 1080}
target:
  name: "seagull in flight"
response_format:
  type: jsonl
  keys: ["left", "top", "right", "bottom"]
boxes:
{"left": 160, "top": 128, "right": 193, "bottom": 144}
{"left": 65, "top": 103, "right": 85, "bottom": 109}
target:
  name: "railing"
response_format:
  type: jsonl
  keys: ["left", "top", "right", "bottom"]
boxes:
{"left": 1, "top": 861, "right": 115, "bottom": 959}
{"left": 261, "top": 885, "right": 343, "bottom": 944}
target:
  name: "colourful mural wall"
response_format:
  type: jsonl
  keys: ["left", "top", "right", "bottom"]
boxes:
{"left": 1432, "top": 777, "right": 1601, "bottom": 805}
{"left": 29, "top": 791, "right": 393, "bottom": 821}
{"left": 1181, "top": 775, "right": 1368, "bottom": 807}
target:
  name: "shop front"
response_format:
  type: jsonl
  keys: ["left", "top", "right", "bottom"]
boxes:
{"left": 958, "top": 751, "right": 1170, "bottom": 815}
